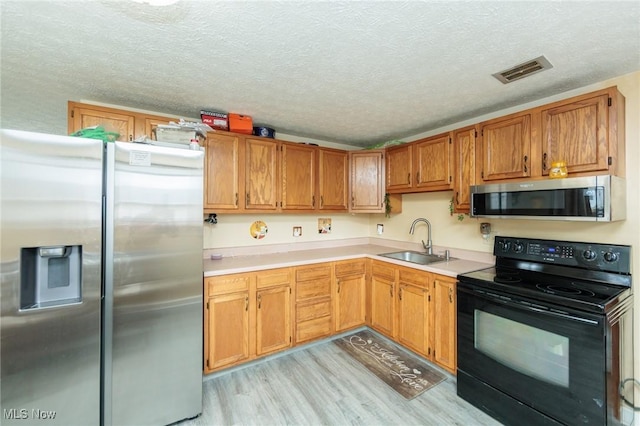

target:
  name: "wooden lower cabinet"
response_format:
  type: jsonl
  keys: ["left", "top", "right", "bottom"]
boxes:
{"left": 205, "top": 258, "right": 457, "bottom": 375}
{"left": 204, "top": 268, "right": 292, "bottom": 374}
{"left": 256, "top": 270, "right": 292, "bottom": 356}
{"left": 334, "top": 260, "right": 367, "bottom": 332}
{"left": 294, "top": 263, "right": 333, "bottom": 344}
{"left": 370, "top": 261, "right": 396, "bottom": 337}
{"left": 368, "top": 260, "right": 457, "bottom": 373}
{"left": 396, "top": 267, "right": 431, "bottom": 357}
{"left": 432, "top": 275, "right": 457, "bottom": 373}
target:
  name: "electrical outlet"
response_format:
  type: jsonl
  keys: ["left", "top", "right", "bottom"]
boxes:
{"left": 293, "top": 226, "right": 302, "bottom": 237}
{"left": 377, "top": 224, "right": 384, "bottom": 235}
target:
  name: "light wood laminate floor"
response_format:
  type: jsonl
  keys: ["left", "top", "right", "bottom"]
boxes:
{"left": 179, "top": 330, "right": 503, "bottom": 426}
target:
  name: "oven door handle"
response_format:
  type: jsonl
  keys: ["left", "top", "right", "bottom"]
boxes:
{"left": 463, "top": 286, "right": 600, "bottom": 326}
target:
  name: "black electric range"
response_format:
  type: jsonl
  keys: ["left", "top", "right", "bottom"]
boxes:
{"left": 458, "top": 236, "right": 632, "bottom": 314}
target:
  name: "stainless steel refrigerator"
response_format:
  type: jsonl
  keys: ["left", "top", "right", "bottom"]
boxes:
{"left": 0, "top": 129, "right": 203, "bottom": 425}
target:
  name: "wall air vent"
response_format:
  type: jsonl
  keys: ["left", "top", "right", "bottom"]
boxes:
{"left": 492, "top": 56, "right": 553, "bottom": 84}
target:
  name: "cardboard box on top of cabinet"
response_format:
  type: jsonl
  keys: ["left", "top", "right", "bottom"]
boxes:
{"left": 200, "top": 110, "right": 229, "bottom": 130}
{"left": 229, "top": 113, "right": 253, "bottom": 135}
{"left": 154, "top": 125, "right": 196, "bottom": 144}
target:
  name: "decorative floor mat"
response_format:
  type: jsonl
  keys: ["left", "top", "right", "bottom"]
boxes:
{"left": 334, "top": 329, "right": 446, "bottom": 400}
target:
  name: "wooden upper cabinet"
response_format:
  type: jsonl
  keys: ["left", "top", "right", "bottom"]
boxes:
{"left": 452, "top": 125, "right": 477, "bottom": 213}
{"left": 349, "top": 150, "right": 385, "bottom": 213}
{"left": 413, "top": 133, "right": 453, "bottom": 191}
{"left": 281, "top": 142, "right": 316, "bottom": 210}
{"left": 204, "top": 132, "right": 241, "bottom": 211}
{"left": 245, "top": 137, "right": 279, "bottom": 210}
{"left": 68, "top": 102, "right": 135, "bottom": 141}
{"left": 318, "top": 148, "right": 348, "bottom": 211}
{"left": 540, "top": 87, "right": 624, "bottom": 177}
{"left": 479, "top": 113, "right": 532, "bottom": 182}
{"left": 385, "top": 144, "right": 412, "bottom": 192}
{"left": 68, "top": 101, "right": 178, "bottom": 142}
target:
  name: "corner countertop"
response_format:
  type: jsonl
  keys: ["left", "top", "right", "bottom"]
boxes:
{"left": 203, "top": 243, "right": 492, "bottom": 279}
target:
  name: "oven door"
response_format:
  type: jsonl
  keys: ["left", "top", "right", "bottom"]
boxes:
{"left": 457, "top": 282, "right": 606, "bottom": 425}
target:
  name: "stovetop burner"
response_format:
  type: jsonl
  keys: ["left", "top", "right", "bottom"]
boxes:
{"left": 493, "top": 272, "right": 522, "bottom": 284}
{"left": 535, "top": 283, "right": 596, "bottom": 297}
{"left": 461, "top": 265, "right": 630, "bottom": 313}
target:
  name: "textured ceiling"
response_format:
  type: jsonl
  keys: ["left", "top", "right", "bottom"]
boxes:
{"left": 1, "top": 1, "right": 639, "bottom": 147}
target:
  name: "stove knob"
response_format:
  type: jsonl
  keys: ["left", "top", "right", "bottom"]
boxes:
{"left": 582, "top": 250, "right": 597, "bottom": 261}
{"left": 513, "top": 242, "right": 524, "bottom": 253}
{"left": 603, "top": 252, "right": 619, "bottom": 263}
{"left": 497, "top": 240, "right": 511, "bottom": 252}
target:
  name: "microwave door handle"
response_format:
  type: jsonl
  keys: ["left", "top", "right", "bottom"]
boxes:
{"left": 584, "top": 195, "right": 593, "bottom": 216}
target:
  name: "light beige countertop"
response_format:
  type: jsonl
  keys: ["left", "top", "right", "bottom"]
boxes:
{"left": 203, "top": 240, "right": 493, "bottom": 278}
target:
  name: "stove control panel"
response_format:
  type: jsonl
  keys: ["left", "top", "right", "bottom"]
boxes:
{"left": 494, "top": 236, "right": 631, "bottom": 274}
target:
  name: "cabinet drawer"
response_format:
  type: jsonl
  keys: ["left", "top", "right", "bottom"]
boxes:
{"left": 256, "top": 268, "right": 291, "bottom": 289}
{"left": 296, "top": 278, "right": 331, "bottom": 300}
{"left": 296, "top": 299, "right": 331, "bottom": 322}
{"left": 372, "top": 262, "right": 395, "bottom": 280}
{"left": 296, "top": 316, "right": 332, "bottom": 343}
{"left": 206, "top": 274, "right": 251, "bottom": 295}
{"left": 398, "top": 268, "right": 429, "bottom": 288}
{"left": 335, "top": 260, "right": 366, "bottom": 277}
{"left": 295, "top": 264, "right": 332, "bottom": 282}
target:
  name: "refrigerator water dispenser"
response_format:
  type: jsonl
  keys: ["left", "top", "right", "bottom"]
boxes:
{"left": 20, "top": 245, "right": 82, "bottom": 310}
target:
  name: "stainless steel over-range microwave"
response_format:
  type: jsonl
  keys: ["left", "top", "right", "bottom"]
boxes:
{"left": 470, "top": 175, "right": 626, "bottom": 221}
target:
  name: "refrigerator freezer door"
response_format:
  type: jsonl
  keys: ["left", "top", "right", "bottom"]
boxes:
{"left": 0, "top": 130, "right": 103, "bottom": 425}
{"left": 104, "top": 142, "right": 203, "bottom": 425}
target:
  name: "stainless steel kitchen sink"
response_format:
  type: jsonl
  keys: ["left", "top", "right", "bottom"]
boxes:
{"left": 378, "top": 250, "right": 454, "bottom": 265}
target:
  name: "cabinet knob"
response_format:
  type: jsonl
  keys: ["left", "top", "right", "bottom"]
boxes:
{"left": 523, "top": 155, "right": 528, "bottom": 173}
{"left": 449, "top": 287, "right": 453, "bottom": 303}
{"left": 543, "top": 152, "right": 548, "bottom": 171}
{"left": 245, "top": 296, "right": 249, "bottom": 311}
{"left": 257, "top": 294, "right": 262, "bottom": 309}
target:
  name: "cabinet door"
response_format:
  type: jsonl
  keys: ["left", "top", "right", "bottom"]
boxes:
{"left": 68, "top": 103, "right": 135, "bottom": 142}
{"left": 433, "top": 276, "right": 456, "bottom": 373}
{"left": 204, "top": 132, "right": 241, "bottom": 210}
{"left": 370, "top": 270, "right": 395, "bottom": 338}
{"left": 385, "top": 144, "right": 412, "bottom": 192}
{"left": 318, "top": 148, "right": 348, "bottom": 211}
{"left": 281, "top": 142, "right": 316, "bottom": 210}
{"left": 245, "top": 137, "right": 279, "bottom": 210}
{"left": 335, "top": 261, "right": 367, "bottom": 332}
{"left": 413, "top": 133, "right": 453, "bottom": 191}
{"left": 479, "top": 114, "right": 531, "bottom": 181}
{"left": 541, "top": 93, "right": 610, "bottom": 175}
{"left": 349, "top": 150, "right": 384, "bottom": 213}
{"left": 206, "top": 291, "right": 250, "bottom": 371}
{"left": 256, "top": 285, "right": 291, "bottom": 356}
{"left": 397, "top": 283, "right": 429, "bottom": 356}
{"left": 452, "top": 126, "right": 477, "bottom": 212}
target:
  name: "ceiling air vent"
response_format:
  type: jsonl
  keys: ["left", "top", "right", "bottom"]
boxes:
{"left": 492, "top": 56, "right": 553, "bottom": 84}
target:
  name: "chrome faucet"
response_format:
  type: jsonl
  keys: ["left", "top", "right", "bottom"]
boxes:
{"left": 409, "top": 218, "right": 433, "bottom": 254}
